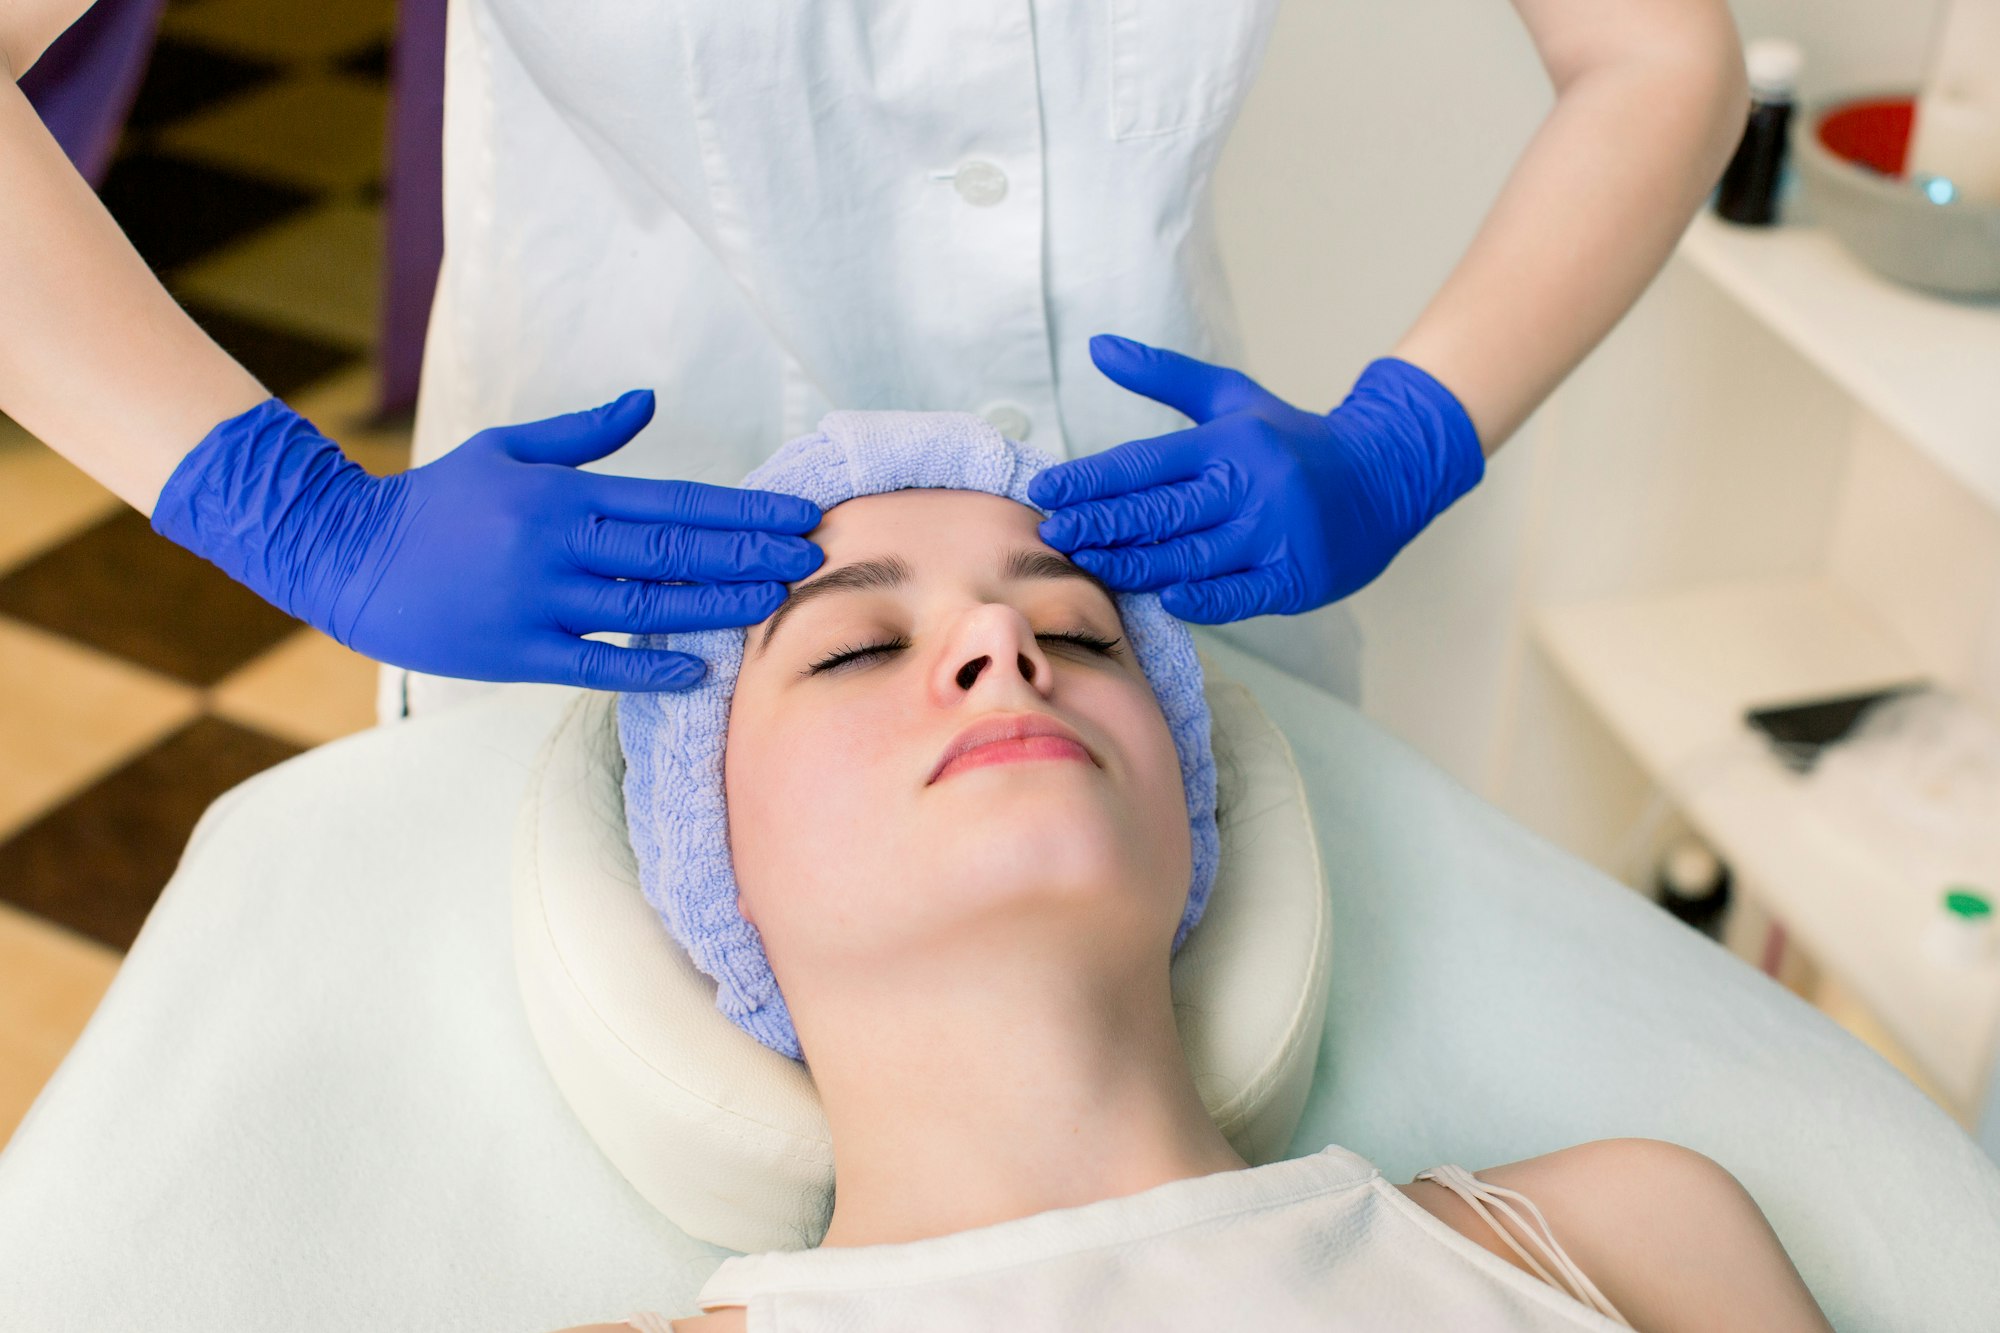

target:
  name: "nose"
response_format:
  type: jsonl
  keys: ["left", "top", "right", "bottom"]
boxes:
{"left": 929, "top": 603, "right": 1054, "bottom": 701}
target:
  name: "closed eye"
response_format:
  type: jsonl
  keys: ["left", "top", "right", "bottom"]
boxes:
{"left": 803, "top": 630, "right": 1124, "bottom": 677}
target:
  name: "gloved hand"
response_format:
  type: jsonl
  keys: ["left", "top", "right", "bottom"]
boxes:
{"left": 150, "top": 389, "right": 823, "bottom": 691}
{"left": 1027, "top": 335, "right": 1486, "bottom": 623}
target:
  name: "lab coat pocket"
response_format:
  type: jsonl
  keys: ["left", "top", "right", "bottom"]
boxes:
{"left": 1106, "top": 0, "right": 1278, "bottom": 141}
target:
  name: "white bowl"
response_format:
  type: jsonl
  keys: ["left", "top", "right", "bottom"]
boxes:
{"left": 1794, "top": 90, "right": 2000, "bottom": 300}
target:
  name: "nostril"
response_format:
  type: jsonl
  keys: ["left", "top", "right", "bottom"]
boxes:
{"left": 1017, "top": 652, "right": 1034, "bottom": 680}
{"left": 955, "top": 656, "right": 988, "bottom": 690}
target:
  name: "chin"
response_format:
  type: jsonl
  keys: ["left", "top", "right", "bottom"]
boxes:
{"left": 928, "top": 801, "right": 1138, "bottom": 905}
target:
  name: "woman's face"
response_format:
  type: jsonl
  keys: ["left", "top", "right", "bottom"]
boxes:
{"left": 725, "top": 489, "right": 1192, "bottom": 993}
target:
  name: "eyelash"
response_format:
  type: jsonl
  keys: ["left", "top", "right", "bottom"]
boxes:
{"left": 803, "top": 630, "right": 1125, "bottom": 677}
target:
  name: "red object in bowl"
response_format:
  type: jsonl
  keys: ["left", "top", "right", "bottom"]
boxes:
{"left": 1817, "top": 96, "right": 1915, "bottom": 178}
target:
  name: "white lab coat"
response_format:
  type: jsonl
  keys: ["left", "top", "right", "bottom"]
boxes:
{"left": 385, "top": 0, "right": 1362, "bottom": 721}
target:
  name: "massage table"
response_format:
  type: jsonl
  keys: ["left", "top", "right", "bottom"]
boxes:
{"left": 2, "top": 634, "right": 1996, "bottom": 1329}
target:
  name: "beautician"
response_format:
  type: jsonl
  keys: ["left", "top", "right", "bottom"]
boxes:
{"left": 1, "top": 0, "right": 1750, "bottom": 719}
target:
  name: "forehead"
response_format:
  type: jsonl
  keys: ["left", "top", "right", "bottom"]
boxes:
{"left": 809, "top": 488, "right": 1040, "bottom": 555}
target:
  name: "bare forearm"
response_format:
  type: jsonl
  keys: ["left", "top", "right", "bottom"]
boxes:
{"left": 0, "top": 60, "right": 268, "bottom": 515}
{"left": 1390, "top": 47, "right": 1750, "bottom": 455}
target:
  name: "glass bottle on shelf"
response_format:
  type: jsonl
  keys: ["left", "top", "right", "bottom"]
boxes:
{"left": 1715, "top": 37, "right": 1804, "bottom": 226}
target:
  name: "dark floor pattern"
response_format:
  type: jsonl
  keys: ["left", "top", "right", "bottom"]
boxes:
{"left": 0, "top": 718, "right": 304, "bottom": 951}
{"left": 0, "top": 508, "right": 302, "bottom": 687}
{"left": 0, "top": 2, "right": 396, "bottom": 948}
{"left": 96, "top": 152, "right": 318, "bottom": 272}
{"left": 123, "top": 36, "right": 284, "bottom": 131}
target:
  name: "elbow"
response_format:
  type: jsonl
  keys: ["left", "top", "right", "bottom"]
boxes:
{"left": 1552, "top": 13, "right": 1755, "bottom": 180}
{"left": 2, "top": 31, "right": 33, "bottom": 84}
{"left": 1659, "top": 11, "right": 1756, "bottom": 175}
{"left": 4, "top": 18, "right": 60, "bottom": 83}
{"left": 1697, "top": 42, "right": 1755, "bottom": 176}
{"left": 1581, "top": 5, "right": 1754, "bottom": 175}
{"left": 1611, "top": 26, "right": 1755, "bottom": 185}
{"left": 0, "top": 14, "right": 28, "bottom": 82}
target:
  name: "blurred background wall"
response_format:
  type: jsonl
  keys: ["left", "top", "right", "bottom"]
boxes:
{"left": 1213, "top": 0, "right": 1954, "bottom": 796}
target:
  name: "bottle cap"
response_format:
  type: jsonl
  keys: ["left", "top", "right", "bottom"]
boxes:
{"left": 1661, "top": 838, "right": 1724, "bottom": 901}
{"left": 1745, "top": 38, "right": 1803, "bottom": 100}
{"left": 1946, "top": 886, "right": 1992, "bottom": 920}
{"left": 1926, "top": 885, "right": 1995, "bottom": 967}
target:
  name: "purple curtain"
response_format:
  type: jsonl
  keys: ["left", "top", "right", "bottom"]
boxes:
{"left": 18, "top": 0, "right": 167, "bottom": 188}
{"left": 22, "top": 0, "right": 445, "bottom": 420}
{"left": 377, "top": 0, "right": 447, "bottom": 418}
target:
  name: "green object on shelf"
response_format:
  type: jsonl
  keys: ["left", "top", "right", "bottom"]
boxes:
{"left": 1943, "top": 887, "right": 1992, "bottom": 919}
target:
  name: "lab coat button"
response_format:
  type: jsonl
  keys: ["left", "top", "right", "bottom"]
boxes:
{"left": 953, "top": 161, "right": 1009, "bottom": 207}
{"left": 980, "top": 402, "right": 1033, "bottom": 440}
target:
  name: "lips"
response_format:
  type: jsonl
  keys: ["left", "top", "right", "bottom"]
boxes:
{"left": 927, "top": 712, "right": 1097, "bottom": 785}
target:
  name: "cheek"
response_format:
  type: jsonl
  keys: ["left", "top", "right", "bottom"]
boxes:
{"left": 1094, "top": 679, "right": 1195, "bottom": 875}
{"left": 725, "top": 693, "right": 911, "bottom": 925}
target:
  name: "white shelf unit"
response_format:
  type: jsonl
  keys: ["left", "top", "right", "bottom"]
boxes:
{"left": 1498, "top": 212, "right": 2000, "bottom": 1128}
{"left": 1676, "top": 212, "right": 2000, "bottom": 514}
{"left": 1533, "top": 577, "right": 1999, "bottom": 1115}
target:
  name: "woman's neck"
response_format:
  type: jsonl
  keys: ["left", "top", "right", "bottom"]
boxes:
{"left": 804, "top": 952, "right": 1249, "bottom": 1249}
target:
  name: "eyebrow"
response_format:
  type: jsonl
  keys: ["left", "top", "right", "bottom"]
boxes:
{"left": 753, "top": 547, "right": 1118, "bottom": 657}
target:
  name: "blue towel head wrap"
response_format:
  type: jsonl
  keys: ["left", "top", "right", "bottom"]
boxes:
{"left": 617, "top": 410, "right": 1219, "bottom": 1063}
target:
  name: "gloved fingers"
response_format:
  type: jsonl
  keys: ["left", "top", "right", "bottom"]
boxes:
{"left": 1026, "top": 424, "right": 1214, "bottom": 509}
{"left": 1037, "top": 467, "right": 1236, "bottom": 552}
{"left": 566, "top": 516, "right": 822, "bottom": 582}
{"left": 1087, "top": 334, "right": 1272, "bottom": 425}
{"left": 489, "top": 389, "right": 657, "bottom": 466}
{"left": 523, "top": 633, "right": 710, "bottom": 692}
{"left": 1067, "top": 517, "right": 1261, "bottom": 592}
{"left": 576, "top": 474, "right": 822, "bottom": 534}
{"left": 1158, "top": 567, "right": 1301, "bottom": 624}
{"left": 552, "top": 575, "right": 789, "bottom": 636}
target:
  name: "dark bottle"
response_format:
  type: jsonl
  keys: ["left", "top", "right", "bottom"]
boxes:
{"left": 1715, "top": 38, "right": 1804, "bottom": 226}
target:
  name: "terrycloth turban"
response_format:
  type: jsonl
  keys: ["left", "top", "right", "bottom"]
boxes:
{"left": 617, "top": 410, "right": 1219, "bottom": 1061}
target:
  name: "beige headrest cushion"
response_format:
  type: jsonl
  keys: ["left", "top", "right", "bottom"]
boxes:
{"left": 512, "top": 656, "right": 1332, "bottom": 1254}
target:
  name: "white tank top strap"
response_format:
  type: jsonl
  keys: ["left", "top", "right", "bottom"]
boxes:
{"left": 1412, "top": 1164, "right": 1635, "bottom": 1329}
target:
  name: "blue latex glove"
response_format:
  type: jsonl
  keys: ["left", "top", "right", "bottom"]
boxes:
{"left": 1027, "top": 335, "right": 1486, "bottom": 623}
{"left": 150, "top": 390, "right": 824, "bottom": 691}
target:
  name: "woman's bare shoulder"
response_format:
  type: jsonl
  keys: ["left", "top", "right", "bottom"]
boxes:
{"left": 670, "top": 1311, "right": 746, "bottom": 1333}
{"left": 546, "top": 1313, "right": 744, "bottom": 1333}
{"left": 1400, "top": 1137, "right": 1832, "bottom": 1333}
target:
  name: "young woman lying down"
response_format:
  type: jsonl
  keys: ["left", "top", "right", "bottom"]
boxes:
{"left": 556, "top": 418, "right": 1831, "bottom": 1333}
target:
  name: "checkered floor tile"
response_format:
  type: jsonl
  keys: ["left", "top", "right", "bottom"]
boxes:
{"left": 2, "top": 0, "right": 409, "bottom": 1144}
